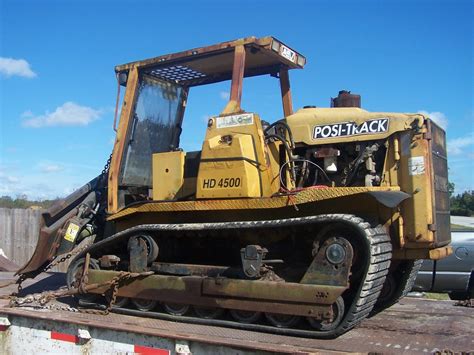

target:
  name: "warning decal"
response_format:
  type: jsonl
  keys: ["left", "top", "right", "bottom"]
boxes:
{"left": 64, "top": 223, "right": 80, "bottom": 243}
{"left": 313, "top": 118, "right": 389, "bottom": 139}
{"left": 216, "top": 113, "right": 254, "bottom": 129}
{"left": 408, "top": 156, "right": 425, "bottom": 176}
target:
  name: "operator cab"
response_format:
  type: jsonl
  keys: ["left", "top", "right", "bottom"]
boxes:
{"left": 110, "top": 36, "right": 306, "bottom": 213}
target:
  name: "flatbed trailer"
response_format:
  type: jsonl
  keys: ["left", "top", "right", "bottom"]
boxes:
{"left": 1, "top": 272, "right": 472, "bottom": 354}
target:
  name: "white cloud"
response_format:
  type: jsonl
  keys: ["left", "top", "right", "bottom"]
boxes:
{"left": 417, "top": 111, "right": 448, "bottom": 130}
{"left": 0, "top": 172, "right": 19, "bottom": 184}
{"left": 448, "top": 133, "right": 474, "bottom": 155}
{"left": 0, "top": 162, "right": 99, "bottom": 200}
{"left": 22, "top": 102, "right": 102, "bottom": 128}
{"left": 38, "top": 163, "right": 64, "bottom": 173}
{"left": 63, "top": 184, "right": 83, "bottom": 196}
{"left": 5, "top": 176, "right": 19, "bottom": 183}
{"left": 0, "top": 57, "right": 37, "bottom": 78}
{"left": 0, "top": 170, "right": 21, "bottom": 196}
{"left": 220, "top": 91, "right": 230, "bottom": 100}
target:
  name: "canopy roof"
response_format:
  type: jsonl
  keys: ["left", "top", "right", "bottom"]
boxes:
{"left": 115, "top": 36, "right": 306, "bottom": 87}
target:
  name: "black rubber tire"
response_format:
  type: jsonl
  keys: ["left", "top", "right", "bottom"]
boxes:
{"left": 377, "top": 274, "right": 396, "bottom": 304}
{"left": 448, "top": 291, "right": 470, "bottom": 301}
{"left": 370, "top": 259, "right": 422, "bottom": 317}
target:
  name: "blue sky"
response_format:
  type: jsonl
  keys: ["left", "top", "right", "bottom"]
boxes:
{"left": 0, "top": 0, "right": 472, "bottom": 199}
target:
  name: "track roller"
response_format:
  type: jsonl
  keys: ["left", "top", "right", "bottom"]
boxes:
{"left": 306, "top": 296, "right": 345, "bottom": 331}
{"left": 163, "top": 303, "right": 189, "bottom": 316}
{"left": 193, "top": 306, "right": 225, "bottom": 319}
{"left": 107, "top": 295, "right": 129, "bottom": 308}
{"left": 265, "top": 313, "right": 300, "bottom": 328}
{"left": 230, "top": 310, "right": 262, "bottom": 324}
{"left": 132, "top": 298, "right": 157, "bottom": 311}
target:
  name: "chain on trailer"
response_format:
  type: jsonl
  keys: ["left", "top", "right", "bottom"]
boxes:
{"left": 1, "top": 235, "right": 151, "bottom": 314}
{"left": 0, "top": 242, "right": 86, "bottom": 301}
{"left": 0, "top": 251, "right": 75, "bottom": 296}
{"left": 0, "top": 240, "right": 93, "bottom": 300}
{"left": 0, "top": 154, "right": 117, "bottom": 314}
{"left": 4, "top": 249, "right": 153, "bottom": 315}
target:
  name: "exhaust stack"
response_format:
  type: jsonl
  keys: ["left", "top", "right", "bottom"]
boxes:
{"left": 331, "top": 90, "right": 361, "bottom": 108}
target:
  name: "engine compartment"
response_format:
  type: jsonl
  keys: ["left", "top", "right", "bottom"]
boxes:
{"left": 291, "top": 140, "right": 387, "bottom": 189}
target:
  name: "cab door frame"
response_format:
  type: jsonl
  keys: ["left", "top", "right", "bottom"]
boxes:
{"left": 108, "top": 66, "right": 140, "bottom": 214}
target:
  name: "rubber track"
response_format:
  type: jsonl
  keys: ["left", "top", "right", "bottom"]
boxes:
{"left": 370, "top": 259, "right": 422, "bottom": 317}
{"left": 73, "top": 213, "right": 392, "bottom": 338}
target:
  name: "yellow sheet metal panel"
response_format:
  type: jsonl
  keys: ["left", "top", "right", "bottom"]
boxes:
{"left": 393, "top": 246, "right": 452, "bottom": 260}
{"left": 108, "top": 186, "right": 398, "bottom": 220}
{"left": 152, "top": 151, "right": 185, "bottom": 201}
{"left": 196, "top": 112, "right": 277, "bottom": 199}
{"left": 380, "top": 135, "right": 400, "bottom": 188}
{"left": 267, "top": 142, "right": 281, "bottom": 193}
{"left": 286, "top": 107, "right": 423, "bottom": 145}
{"left": 399, "top": 130, "right": 435, "bottom": 246}
{"left": 197, "top": 134, "right": 261, "bottom": 198}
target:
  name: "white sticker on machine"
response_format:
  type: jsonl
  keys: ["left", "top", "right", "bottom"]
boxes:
{"left": 279, "top": 45, "right": 297, "bottom": 63}
{"left": 408, "top": 156, "right": 425, "bottom": 176}
{"left": 313, "top": 118, "right": 389, "bottom": 139}
{"left": 216, "top": 113, "right": 254, "bottom": 129}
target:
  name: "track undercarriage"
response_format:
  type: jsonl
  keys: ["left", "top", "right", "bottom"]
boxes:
{"left": 66, "top": 214, "right": 409, "bottom": 338}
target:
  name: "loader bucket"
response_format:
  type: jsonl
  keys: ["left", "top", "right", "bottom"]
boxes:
{"left": 16, "top": 176, "right": 101, "bottom": 278}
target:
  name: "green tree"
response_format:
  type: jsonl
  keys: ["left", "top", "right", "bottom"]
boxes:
{"left": 450, "top": 189, "right": 474, "bottom": 216}
{"left": 448, "top": 181, "right": 455, "bottom": 197}
{"left": 0, "top": 195, "right": 59, "bottom": 209}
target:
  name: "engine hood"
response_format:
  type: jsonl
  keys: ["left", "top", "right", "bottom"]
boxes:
{"left": 285, "top": 107, "right": 425, "bottom": 145}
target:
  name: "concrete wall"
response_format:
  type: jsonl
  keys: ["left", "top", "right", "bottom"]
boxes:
{"left": 0, "top": 208, "right": 42, "bottom": 270}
